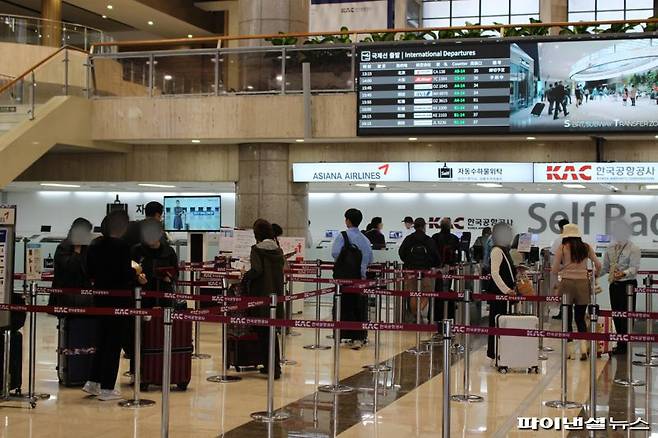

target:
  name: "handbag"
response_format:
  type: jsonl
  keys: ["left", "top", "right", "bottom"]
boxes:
{"left": 516, "top": 274, "right": 535, "bottom": 296}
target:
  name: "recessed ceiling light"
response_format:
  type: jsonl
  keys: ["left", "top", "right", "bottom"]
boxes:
{"left": 163, "top": 74, "right": 173, "bottom": 80}
{"left": 187, "top": 34, "right": 193, "bottom": 38}
{"left": 147, "top": 20, "right": 154, "bottom": 26}
{"left": 102, "top": 15, "right": 107, "bottom": 19}
{"left": 563, "top": 184, "right": 586, "bottom": 189}
{"left": 191, "top": 139, "right": 201, "bottom": 143}
{"left": 408, "top": 137, "right": 418, "bottom": 141}
{"left": 106, "top": 4, "right": 113, "bottom": 10}
{"left": 295, "top": 139, "right": 304, "bottom": 143}
{"left": 655, "top": 135, "right": 658, "bottom": 139}
{"left": 354, "top": 183, "right": 370, "bottom": 188}
{"left": 40, "top": 183, "right": 81, "bottom": 188}
{"left": 376, "top": 184, "right": 386, "bottom": 188}
{"left": 246, "top": 85, "right": 254, "bottom": 90}
{"left": 526, "top": 136, "right": 536, "bottom": 140}
{"left": 645, "top": 184, "right": 658, "bottom": 190}
{"left": 476, "top": 183, "right": 503, "bottom": 188}
{"left": 138, "top": 183, "right": 176, "bottom": 188}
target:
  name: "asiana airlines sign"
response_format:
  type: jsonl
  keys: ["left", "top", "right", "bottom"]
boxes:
{"left": 292, "top": 162, "right": 409, "bottom": 182}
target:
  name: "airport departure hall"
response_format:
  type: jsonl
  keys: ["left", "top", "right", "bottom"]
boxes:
{"left": 3, "top": 0, "right": 658, "bottom": 437}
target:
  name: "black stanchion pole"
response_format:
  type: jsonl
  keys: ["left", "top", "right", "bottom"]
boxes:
{"left": 161, "top": 308, "right": 173, "bottom": 438}
{"left": 545, "top": 293, "right": 582, "bottom": 409}
{"left": 588, "top": 303, "right": 599, "bottom": 418}
{"left": 251, "top": 294, "right": 290, "bottom": 422}
{"left": 614, "top": 283, "right": 645, "bottom": 387}
{"left": 119, "top": 287, "right": 155, "bottom": 408}
{"left": 441, "top": 319, "right": 452, "bottom": 438}
{"left": 318, "top": 284, "right": 353, "bottom": 394}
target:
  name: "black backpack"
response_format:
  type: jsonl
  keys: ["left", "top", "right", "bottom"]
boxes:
{"left": 333, "top": 231, "right": 363, "bottom": 279}
{"left": 408, "top": 242, "right": 430, "bottom": 268}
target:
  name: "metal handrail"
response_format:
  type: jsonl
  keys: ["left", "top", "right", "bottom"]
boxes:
{"left": 0, "top": 45, "right": 87, "bottom": 96}
{"left": 1, "top": 13, "right": 105, "bottom": 35}
{"left": 89, "top": 17, "right": 658, "bottom": 53}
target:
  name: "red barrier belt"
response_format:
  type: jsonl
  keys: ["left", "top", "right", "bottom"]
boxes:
{"left": 634, "top": 287, "right": 658, "bottom": 294}
{"left": 0, "top": 303, "right": 162, "bottom": 317}
{"left": 599, "top": 309, "right": 658, "bottom": 321}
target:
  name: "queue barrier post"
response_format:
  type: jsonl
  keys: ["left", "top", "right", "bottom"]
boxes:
{"left": 364, "top": 290, "right": 391, "bottom": 373}
{"left": 251, "top": 294, "right": 290, "bottom": 422}
{"left": 304, "top": 259, "right": 331, "bottom": 351}
{"left": 119, "top": 287, "right": 155, "bottom": 408}
{"left": 318, "top": 284, "right": 353, "bottom": 394}
{"left": 160, "top": 308, "right": 173, "bottom": 438}
{"left": 537, "top": 271, "right": 552, "bottom": 360}
{"left": 451, "top": 266, "right": 465, "bottom": 355}
{"left": 634, "top": 274, "right": 658, "bottom": 366}
{"left": 384, "top": 261, "right": 391, "bottom": 324}
{"left": 406, "top": 272, "right": 428, "bottom": 356}
{"left": 279, "top": 280, "right": 297, "bottom": 366}
{"left": 544, "top": 293, "right": 582, "bottom": 409}
{"left": 394, "top": 261, "right": 403, "bottom": 324}
{"left": 588, "top": 304, "right": 599, "bottom": 418}
{"left": 441, "top": 319, "right": 452, "bottom": 438}
{"left": 286, "top": 277, "right": 301, "bottom": 337}
{"left": 192, "top": 270, "right": 211, "bottom": 360}
{"left": 450, "top": 289, "right": 483, "bottom": 403}
{"left": 2, "top": 329, "right": 8, "bottom": 398}
{"left": 614, "top": 284, "right": 645, "bottom": 387}
{"left": 207, "top": 279, "right": 241, "bottom": 383}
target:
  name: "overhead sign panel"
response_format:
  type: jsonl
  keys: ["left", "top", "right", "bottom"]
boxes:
{"left": 534, "top": 162, "right": 658, "bottom": 184}
{"left": 292, "top": 162, "right": 409, "bottom": 182}
{"left": 409, "top": 162, "right": 534, "bottom": 183}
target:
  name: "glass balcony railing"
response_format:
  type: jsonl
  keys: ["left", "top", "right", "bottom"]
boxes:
{"left": 91, "top": 45, "right": 355, "bottom": 97}
{"left": 0, "top": 14, "right": 111, "bottom": 51}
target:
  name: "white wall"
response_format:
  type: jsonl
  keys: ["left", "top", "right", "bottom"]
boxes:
{"left": 308, "top": 192, "right": 658, "bottom": 249}
{"left": 4, "top": 191, "right": 236, "bottom": 236}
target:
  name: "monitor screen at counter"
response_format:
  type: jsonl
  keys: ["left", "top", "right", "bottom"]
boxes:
{"left": 163, "top": 196, "right": 221, "bottom": 232}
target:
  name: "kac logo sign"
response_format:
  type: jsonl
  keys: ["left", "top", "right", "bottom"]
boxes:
{"left": 546, "top": 165, "right": 592, "bottom": 181}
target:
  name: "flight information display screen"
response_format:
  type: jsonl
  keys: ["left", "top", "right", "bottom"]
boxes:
{"left": 356, "top": 36, "right": 658, "bottom": 136}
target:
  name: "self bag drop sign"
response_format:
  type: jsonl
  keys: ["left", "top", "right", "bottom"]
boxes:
{"left": 292, "top": 162, "right": 409, "bottom": 182}
{"left": 534, "top": 162, "right": 658, "bottom": 184}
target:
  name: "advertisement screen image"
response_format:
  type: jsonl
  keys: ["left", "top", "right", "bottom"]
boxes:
{"left": 163, "top": 196, "right": 221, "bottom": 232}
{"left": 510, "top": 37, "right": 658, "bottom": 132}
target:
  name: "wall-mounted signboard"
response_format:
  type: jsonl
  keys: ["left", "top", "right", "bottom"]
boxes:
{"left": 292, "top": 162, "right": 409, "bottom": 182}
{"left": 409, "top": 162, "right": 534, "bottom": 183}
{"left": 356, "top": 35, "right": 658, "bottom": 135}
{"left": 534, "top": 162, "right": 658, "bottom": 184}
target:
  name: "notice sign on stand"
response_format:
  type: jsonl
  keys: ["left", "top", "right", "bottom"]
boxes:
{"left": 517, "top": 233, "right": 533, "bottom": 253}
{"left": 278, "top": 237, "right": 306, "bottom": 261}
{"left": 26, "top": 243, "right": 42, "bottom": 281}
{"left": 232, "top": 230, "right": 256, "bottom": 260}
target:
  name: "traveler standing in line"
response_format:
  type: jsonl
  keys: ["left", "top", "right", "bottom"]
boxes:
{"left": 551, "top": 224, "right": 601, "bottom": 361}
{"left": 599, "top": 220, "right": 641, "bottom": 355}
{"left": 123, "top": 201, "right": 165, "bottom": 248}
{"left": 331, "top": 208, "right": 373, "bottom": 348}
{"left": 52, "top": 218, "right": 93, "bottom": 307}
{"left": 399, "top": 218, "right": 440, "bottom": 322}
{"left": 242, "top": 219, "right": 285, "bottom": 379}
{"left": 486, "top": 222, "right": 517, "bottom": 361}
{"left": 471, "top": 226, "right": 492, "bottom": 263}
{"left": 432, "top": 218, "right": 460, "bottom": 321}
{"left": 364, "top": 216, "right": 386, "bottom": 250}
{"left": 83, "top": 210, "right": 134, "bottom": 401}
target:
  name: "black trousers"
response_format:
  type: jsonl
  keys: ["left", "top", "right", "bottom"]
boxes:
{"left": 91, "top": 316, "right": 127, "bottom": 390}
{"left": 487, "top": 300, "right": 508, "bottom": 359}
{"left": 253, "top": 326, "right": 280, "bottom": 374}
{"left": 566, "top": 305, "right": 588, "bottom": 333}
{"left": 610, "top": 280, "right": 637, "bottom": 347}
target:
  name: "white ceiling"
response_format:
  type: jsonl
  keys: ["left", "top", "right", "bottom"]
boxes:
{"left": 4, "top": 181, "right": 236, "bottom": 193}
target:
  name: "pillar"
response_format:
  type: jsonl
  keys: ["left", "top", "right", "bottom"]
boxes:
{"left": 237, "top": 144, "right": 308, "bottom": 239}
{"left": 41, "top": 0, "right": 62, "bottom": 47}
{"left": 238, "top": 0, "right": 308, "bottom": 45}
{"left": 540, "top": 0, "right": 568, "bottom": 26}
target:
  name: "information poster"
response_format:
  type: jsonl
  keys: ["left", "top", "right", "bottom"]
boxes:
{"left": 26, "top": 243, "right": 42, "bottom": 281}
{"left": 232, "top": 230, "right": 256, "bottom": 260}
{"left": 517, "top": 233, "right": 533, "bottom": 253}
{"left": 278, "top": 237, "right": 306, "bottom": 261}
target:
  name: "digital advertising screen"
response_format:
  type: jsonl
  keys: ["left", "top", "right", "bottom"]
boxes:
{"left": 163, "top": 196, "right": 221, "bottom": 232}
{"left": 356, "top": 35, "right": 658, "bottom": 136}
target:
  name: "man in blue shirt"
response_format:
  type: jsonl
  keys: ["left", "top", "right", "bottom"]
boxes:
{"left": 331, "top": 208, "right": 373, "bottom": 279}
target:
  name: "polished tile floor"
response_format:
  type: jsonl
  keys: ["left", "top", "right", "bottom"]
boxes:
{"left": 0, "top": 305, "right": 655, "bottom": 437}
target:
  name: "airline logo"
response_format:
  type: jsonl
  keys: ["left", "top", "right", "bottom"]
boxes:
{"left": 292, "top": 162, "right": 409, "bottom": 183}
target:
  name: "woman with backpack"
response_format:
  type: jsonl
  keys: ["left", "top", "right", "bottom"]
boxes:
{"left": 551, "top": 224, "right": 601, "bottom": 360}
{"left": 399, "top": 218, "right": 440, "bottom": 322}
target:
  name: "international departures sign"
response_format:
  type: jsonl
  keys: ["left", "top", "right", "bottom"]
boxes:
{"left": 293, "top": 162, "right": 658, "bottom": 184}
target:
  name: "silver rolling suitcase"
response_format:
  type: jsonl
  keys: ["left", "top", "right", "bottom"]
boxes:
{"left": 495, "top": 313, "right": 540, "bottom": 374}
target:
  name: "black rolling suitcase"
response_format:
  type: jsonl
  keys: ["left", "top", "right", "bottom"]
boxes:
{"left": 0, "top": 331, "right": 23, "bottom": 392}
{"left": 530, "top": 102, "right": 545, "bottom": 116}
{"left": 57, "top": 317, "right": 98, "bottom": 387}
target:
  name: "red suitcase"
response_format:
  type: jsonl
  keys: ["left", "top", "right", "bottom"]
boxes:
{"left": 140, "top": 317, "right": 193, "bottom": 391}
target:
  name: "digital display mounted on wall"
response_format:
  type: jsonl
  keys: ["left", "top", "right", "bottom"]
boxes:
{"left": 163, "top": 196, "right": 221, "bottom": 232}
{"left": 356, "top": 35, "right": 658, "bottom": 135}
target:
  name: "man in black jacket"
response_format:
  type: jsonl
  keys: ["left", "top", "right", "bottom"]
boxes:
{"left": 123, "top": 201, "right": 165, "bottom": 248}
{"left": 432, "top": 218, "right": 460, "bottom": 321}
{"left": 399, "top": 218, "right": 440, "bottom": 321}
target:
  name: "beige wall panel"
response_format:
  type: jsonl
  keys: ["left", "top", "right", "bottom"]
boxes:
{"left": 604, "top": 141, "right": 658, "bottom": 162}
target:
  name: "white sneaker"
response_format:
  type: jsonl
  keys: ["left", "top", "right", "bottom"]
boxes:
{"left": 82, "top": 381, "right": 101, "bottom": 396}
{"left": 97, "top": 389, "right": 123, "bottom": 401}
